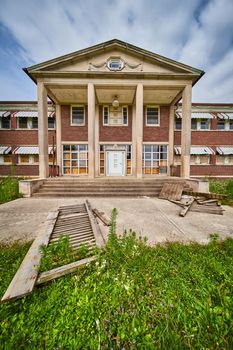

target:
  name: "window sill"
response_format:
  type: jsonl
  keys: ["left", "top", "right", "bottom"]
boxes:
{"left": 145, "top": 124, "right": 160, "bottom": 127}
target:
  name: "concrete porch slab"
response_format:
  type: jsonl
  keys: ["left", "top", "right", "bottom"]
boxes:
{"left": 0, "top": 197, "right": 232, "bottom": 244}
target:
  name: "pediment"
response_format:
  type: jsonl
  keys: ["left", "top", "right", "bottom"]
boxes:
{"left": 26, "top": 39, "right": 203, "bottom": 77}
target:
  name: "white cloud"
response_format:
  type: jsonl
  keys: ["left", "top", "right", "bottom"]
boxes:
{"left": 0, "top": 0, "right": 232, "bottom": 102}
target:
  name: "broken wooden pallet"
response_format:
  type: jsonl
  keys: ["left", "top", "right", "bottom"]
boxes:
{"left": 92, "top": 208, "right": 111, "bottom": 226}
{"left": 159, "top": 183, "right": 184, "bottom": 201}
{"left": 1, "top": 202, "right": 105, "bottom": 303}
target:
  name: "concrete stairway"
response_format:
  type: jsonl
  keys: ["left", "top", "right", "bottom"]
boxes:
{"left": 33, "top": 178, "right": 192, "bottom": 198}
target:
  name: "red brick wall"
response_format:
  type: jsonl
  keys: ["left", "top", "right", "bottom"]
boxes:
{"left": 143, "top": 106, "right": 169, "bottom": 142}
{"left": 61, "top": 105, "right": 88, "bottom": 142}
{"left": 0, "top": 165, "right": 39, "bottom": 176}
{"left": 174, "top": 131, "right": 233, "bottom": 146}
{"left": 191, "top": 165, "right": 233, "bottom": 177}
{"left": 99, "top": 106, "right": 132, "bottom": 142}
{"left": 174, "top": 165, "right": 233, "bottom": 177}
{"left": 0, "top": 130, "right": 55, "bottom": 146}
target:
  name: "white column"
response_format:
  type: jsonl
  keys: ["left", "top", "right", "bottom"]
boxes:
{"left": 94, "top": 104, "right": 99, "bottom": 177}
{"left": 88, "top": 83, "right": 95, "bottom": 178}
{"left": 37, "top": 81, "right": 48, "bottom": 178}
{"left": 132, "top": 103, "right": 136, "bottom": 176}
{"left": 55, "top": 104, "right": 62, "bottom": 175}
{"left": 181, "top": 84, "right": 192, "bottom": 178}
{"left": 135, "top": 83, "right": 143, "bottom": 178}
{"left": 168, "top": 105, "right": 175, "bottom": 175}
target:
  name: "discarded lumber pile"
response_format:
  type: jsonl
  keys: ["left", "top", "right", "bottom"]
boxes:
{"left": 159, "top": 183, "right": 225, "bottom": 217}
{"left": 171, "top": 195, "right": 224, "bottom": 217}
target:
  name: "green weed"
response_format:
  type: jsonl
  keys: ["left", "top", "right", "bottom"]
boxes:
{"left": 0, "top": 176, "right": 22, "bottom": 204}
{"left": 0, "top": 220, "right": 232, "bottom": 349}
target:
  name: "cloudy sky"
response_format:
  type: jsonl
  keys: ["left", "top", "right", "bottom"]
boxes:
{"left": 0, "top": 0, "right": 233, "bottom": 102}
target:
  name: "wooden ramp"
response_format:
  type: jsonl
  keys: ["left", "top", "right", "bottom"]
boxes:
{"left": 159, "top": 183, "right": 184, "bottom": 201}
{"left": 1, "top": 202, "right": 104, "bottom": 303}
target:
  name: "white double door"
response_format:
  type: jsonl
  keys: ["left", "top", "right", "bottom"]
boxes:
{"left": 106, "top": 151, "right": 125, "bottom": 176}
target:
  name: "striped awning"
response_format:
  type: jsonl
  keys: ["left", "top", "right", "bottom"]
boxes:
{"left": 0, "top": 111, "right": 10, "bottom": 117}
{"left": 216, "top": 147, "right": 233, "bottom": 155}
{"left": 14, "top": 111, "right": 55, "bottom": 118}
{"left": 175, "top": 112, "right": 213, "bottom": 119}
{"left": 14, "top": 146, "right": 55, "bottom": 155}
{"left": 217, "top": 113, "right": 233, "bottom": 120}
{"left": 174, "top": 146, "right": 214, "bottom": 155}
{"left": 0, "top": 146, "right": 12, "bottom": 154}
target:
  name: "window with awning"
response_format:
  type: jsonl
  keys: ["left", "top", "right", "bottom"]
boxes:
{"left": 216, "top": 147, "right": 233, "bottom": 165}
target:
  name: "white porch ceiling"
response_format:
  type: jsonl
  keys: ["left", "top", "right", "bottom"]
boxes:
{"left": 47, "top": 85, "right": 182, "bottom": 105}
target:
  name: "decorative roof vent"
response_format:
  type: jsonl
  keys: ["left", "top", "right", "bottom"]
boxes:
{"left": 107, "top": 57, "right": 124, "bottom": 71}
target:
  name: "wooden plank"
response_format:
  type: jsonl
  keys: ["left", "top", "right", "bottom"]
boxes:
{"left": 54, "top": 221, "right": 91, "bottom": 230}
{"left": 52, "top": 227, "right": 92, "bottom": 236}
{"left": 85, "top": 201, "right": 105, "bottom": 248}
{"left": 179, "top": 198, "right": 195, "bottom": 217}
{"left": 183, "top": 190, "right": 227, "bottom": 200}
{"left": 92, "top": 208, "right": 111, "bottom": 226}
{"left": 50, "top": 234, "right": 94, "bottom": 244}
{"left": 1, "top": 211, "right": 59, "bottom": 303}
{"left": 159, "top": 183, "right": 184, "bottom": 201}
{"left": 36, "top": 256, "right": 97, "bottom": 285}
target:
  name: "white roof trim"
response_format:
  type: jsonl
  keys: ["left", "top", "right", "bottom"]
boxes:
{"left": 174, "top": 146, "right": 214, "bottom": 155}
{"left": 0, "top": 146, "right": 12, "bottom": 154}
{"left": 216, "top": 147, "right": 233, "bottom": 155}
{"left": 14, "top": 146, "right": 55, "bottom": 155}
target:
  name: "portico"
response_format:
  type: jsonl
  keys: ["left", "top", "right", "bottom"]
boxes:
{"left": 24, "top": 39, "right": 204, "bottom": 179}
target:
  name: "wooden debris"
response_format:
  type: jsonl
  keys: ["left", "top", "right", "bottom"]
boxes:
{"left": 179, "top": 198, "right": 195, "bottom": 217}
{"left": 86, "top": 200, "right": 106, "bottom": 248}
{"left": 183, "top": 190, "right": 227, "bottom": 200}
{"left": 1, "top": 211, "right": 59, "bottom": 303}
{"left": 36, "top": 256, "right": 96, "bottom": 285}
{"left": 92, "top": 208, "right": 111, "bottom": 226}
{"left": 190, "top": 201, "right": 224, "bottom": 215}
{"left": 159, "top": 183, "right": 184, "bottom": 201}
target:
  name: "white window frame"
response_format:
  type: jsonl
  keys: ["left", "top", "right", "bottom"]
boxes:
{"left": 146, "top": 106, "right": 160, "bottom": 126}
{"left": 107, "top": 57, "right": 124, "bottom": 71}
{"left": 0, "top": 116, "right": 11, "bottom": 129}
{"left": 17, "top": 117, "right": 29, "bottom": 129}
{"left": 190, "top": 155, "right": 210, "bottom": 165}
{"left": 0, "top": 154, "right": 12, "bottom": 164}
{"left": 191, "top": 119, "right": 210, "bottom": 131}
{"left": 103, "top": 106, "right": 109, "bottom": 126}
{"left": 174, "top": 117, "right": 182, "bottom": 130}
{"left": 70, "top": 105, "right": 85, "bottom": 126}
{"left": 122, "top": 106, "right": 128, "bottom": 126}
{"left": 18, "top": 154, "right": 33, "bottom": 164}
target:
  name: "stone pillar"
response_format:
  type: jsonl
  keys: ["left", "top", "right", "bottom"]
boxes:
{"left": 132, "top": 103, "right": 137, "bottom": 176}
{"left": 181, "top": 84, "right": 192, "bottom": 178}
{"left": 88, "top": 83, "right": 95, "bottom": 178}
{"left": 135, "top": 83, "right": 143, "bottom": 178}
{"left": 55, "top": 104, "right": 62, "bottom": 175}
{"left": 37, "top": 81, "right": 49, "bottom": 178}
{"left": 94, "top": 104, "right": 99, "bottom": 177}
{"left": 168, "top": 105, "right": 175, "bottom": 175}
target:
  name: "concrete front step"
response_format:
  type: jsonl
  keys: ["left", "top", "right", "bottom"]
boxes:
{"left": 33, "top": 192, "right": 163, "bottom": 197}
{"left": 33, "top": 178, "right": 192, "bottom": 197}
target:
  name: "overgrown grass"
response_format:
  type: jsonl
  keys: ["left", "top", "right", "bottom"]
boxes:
{"left": 209, "top": 178, "right": 233, "bottom": 205}
{"left": 0, "top": 176, "right": 22, "bottom": 204}
{"left": 39, "top": 235, "right": 90, "bottom": 272}
{"left": 0, "top": 213, "right": 232, "bottom": 349}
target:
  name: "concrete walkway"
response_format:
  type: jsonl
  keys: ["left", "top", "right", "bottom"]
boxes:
{"left": 0, "top": 197, "right": 233, "bottom": 244}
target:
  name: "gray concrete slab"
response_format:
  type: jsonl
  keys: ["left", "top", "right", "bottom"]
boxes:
{"left": 0, "top": 197, "right": 233, "bottom": 244}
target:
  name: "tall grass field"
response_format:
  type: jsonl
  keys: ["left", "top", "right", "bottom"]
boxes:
{"left": 0, "top": 214, "right": 232, "bottom": 349}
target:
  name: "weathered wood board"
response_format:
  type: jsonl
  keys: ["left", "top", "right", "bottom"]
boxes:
{"left": 159, "top": 183, "right": 184, "bottom": 201}
{"left": 36, "top": 256, "right": 97, "bottom": 285}
{"left": 1, "top": 211, "right": 58, "bottom": 303}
